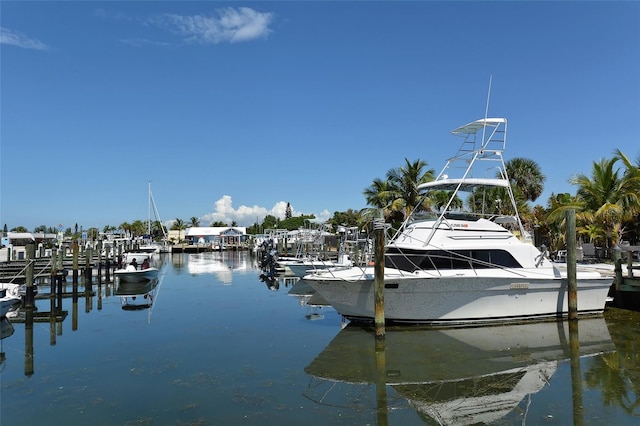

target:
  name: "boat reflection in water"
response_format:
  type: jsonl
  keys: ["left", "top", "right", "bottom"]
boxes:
{"left": 0, "top": 316, "right": 15, "bottom": 368}
{"left": 114, "top": 277, "right": 161, "bottom": 311}
{"left": 287, "top": 279, "right": 331, "bottom": 321}
{"left": 305, "top": 317, "right": 614, "bottom": 425}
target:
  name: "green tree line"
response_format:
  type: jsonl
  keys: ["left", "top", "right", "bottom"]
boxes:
{"left": 5, "top": 149, "right": 639, "bottom": 256}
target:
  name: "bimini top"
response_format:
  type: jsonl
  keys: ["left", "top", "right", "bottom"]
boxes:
{"left": 451, "top": 118, "right": 507, "bottom": 136}
{"left": 418, "top": 177, "right": 510, "bottom": 192}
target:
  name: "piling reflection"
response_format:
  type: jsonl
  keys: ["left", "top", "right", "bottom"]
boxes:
{"left": 305, "top": 318, "right": 616, "bottom": 425}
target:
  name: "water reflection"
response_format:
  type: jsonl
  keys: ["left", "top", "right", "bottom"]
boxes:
{"left": 185, "top": 252, "right": 254, "bottom": 283}
{"left": 287, "top": 279, "right": 332, "bottom": 321}
{"left": 0, "top": 316, "right": 15, "bottom": 369}
{"left": 587, "top": 308, "right": 640, "bottom": 418}
{"left": 2, "top": 252, "right": 640, "bottom": 424}
{"left": 114, "top": 277, "right": 161, "bottom": 311}
{"left": 305, "top": 318, "right": 617, "bottom": 425}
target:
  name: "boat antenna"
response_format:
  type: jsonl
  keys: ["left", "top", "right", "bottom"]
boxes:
{"left": 479, "top": 75, "right": 492, "bottom": 215}
{"left": 484, "top": 74, "right": 493, "bottom": 121}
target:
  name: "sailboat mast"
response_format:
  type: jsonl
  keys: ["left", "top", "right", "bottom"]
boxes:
{"left": 147, "top": 181, "right": 152, "bottom": 236}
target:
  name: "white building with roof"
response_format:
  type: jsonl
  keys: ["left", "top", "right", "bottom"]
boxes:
{"left": 183, "top": 227, "right": 248, "bottom": 247}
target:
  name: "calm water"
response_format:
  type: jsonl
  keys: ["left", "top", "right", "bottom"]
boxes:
{"left": 1, "top": 251, "right": 639, "bottom": 425}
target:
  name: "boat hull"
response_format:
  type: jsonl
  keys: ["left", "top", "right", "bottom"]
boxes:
{"left": 287, "top": 261, "right": 351, "bottom": 278}
{"left": 306, "top": 269, "right": 613, "bottom": 324}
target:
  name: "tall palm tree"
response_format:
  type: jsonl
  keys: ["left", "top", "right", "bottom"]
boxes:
{"left": 614, "top": 149, "right": 640, "bottom": 244}
{"left": 565, "top": 156, "right": 634, "bottom": 252}
{"left": 386, "top": 158, "right": 435, "bottom": 220}
{"left": 615, "top": 150, "right": 640, "bottom": 214}
{"left": 189, "top": 217, "right": 200, "bottom": 227}
{"left": 505, "top": 157, "right": 546, "bottom": 202}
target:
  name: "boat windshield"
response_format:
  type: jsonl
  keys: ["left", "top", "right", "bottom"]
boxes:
{"left": 409, "top": 209, "right": 439, "bottom": 222}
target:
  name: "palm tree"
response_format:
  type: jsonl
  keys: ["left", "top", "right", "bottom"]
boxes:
{"left": 615, "top": 150, "right": 640, "bottom": 210}
{"left": 470, "top": 157, "right": 544, "bottom": 222}
{"left": 614, "top": 149, "right": 640, "bottom": 244}
{"left": 172, "top": 218, "right": 186, "bottom": 243}
{"left": 363, "top": 159, "right": 435, "bottom": 224}
{"left": 386, "top": 158, "right": 435, "bottom": 219}
{"left": 505, "top": 157, "right": 546, "bottom": 202}
{"left": 119, "top": 222, "right": 131, "bottom": 238}
{"left": 363, "top": 178, "right": 397, "bottom": 222}
{"left": 190, "top": 217, "right": 200, "bottom": 227}
{"left": 561, "top": 155, "right": 636, "bottom": 253}
{"left": 131, "top": 220, "right": 146, "bottom": 238}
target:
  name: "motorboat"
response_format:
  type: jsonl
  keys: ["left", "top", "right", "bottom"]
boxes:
{"left": 280, "top": 226, "right": 365, "bottom": 278}
{"left": 305, "top": 318, "right": 615, "bottom": 425}
{"left": 304, "top": 117, "right": 613, "bottom": 324}
{"left": 283, "top": 253, "right": 353, "bottom": 278}
{"left": 114, "top": 264, "right": 159, "bottom": 283}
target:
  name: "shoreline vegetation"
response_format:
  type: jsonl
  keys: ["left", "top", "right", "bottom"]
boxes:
{"left": 5, "top": 149, "right": 639, "bottom": 260}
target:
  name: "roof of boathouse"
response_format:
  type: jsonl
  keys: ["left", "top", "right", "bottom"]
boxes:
{"left": 184, "top": 227, "right": 247, "bottom": 237}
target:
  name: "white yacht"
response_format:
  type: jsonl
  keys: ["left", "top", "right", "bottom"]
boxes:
{"left": 304, "top": 117, "right": 613, "bottom": 324}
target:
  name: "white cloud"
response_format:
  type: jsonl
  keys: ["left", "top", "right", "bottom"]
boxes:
{"left": 0, "top": 27, "right": 47, "bottom": 50}
{"left": 149, "top": 7, "right": 273, "bottom": 45}
{"left": 198, "top": 195, "right": 326, "bottom": 227}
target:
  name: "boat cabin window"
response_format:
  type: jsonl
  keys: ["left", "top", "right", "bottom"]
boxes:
{"left": 385, "top": 248, "right": 521, "bottom": 272}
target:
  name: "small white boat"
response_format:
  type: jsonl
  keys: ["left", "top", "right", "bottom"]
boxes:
{"left": 114, "top": 265, "right": 159, "bottom": 283}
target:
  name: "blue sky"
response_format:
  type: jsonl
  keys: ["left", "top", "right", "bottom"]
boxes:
{"left": 1, "top": 1, "right": 639, "bottom": 232}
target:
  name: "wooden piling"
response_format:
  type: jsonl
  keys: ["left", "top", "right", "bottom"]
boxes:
{"left": 56, "top": 273, "right": 63, "bottom": 313}
{"left": 105, "top": 256, "right": 111, "bottom": 282}
{"left": 57, "top": 246, "right": 63, "bottom": 272}
{"left": 566, "top": 209, "right": 578, "bottom": 320}
{"left": 72, "top": 241, "right": 79, "bottom": 284}
{"left": 24, "top": 242, "right": 36, "bottom": 308}
{"left": 50, "top": 248, "right": 58, "bottom": 287}
{"left": 373, "top": 219, "right": 386, "bottom": 338}
{"left": 85, "top": 247, "right": 93, "bottom": 284}
{"left": 97, "top": 241, "right": 103, "bottom": 282}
